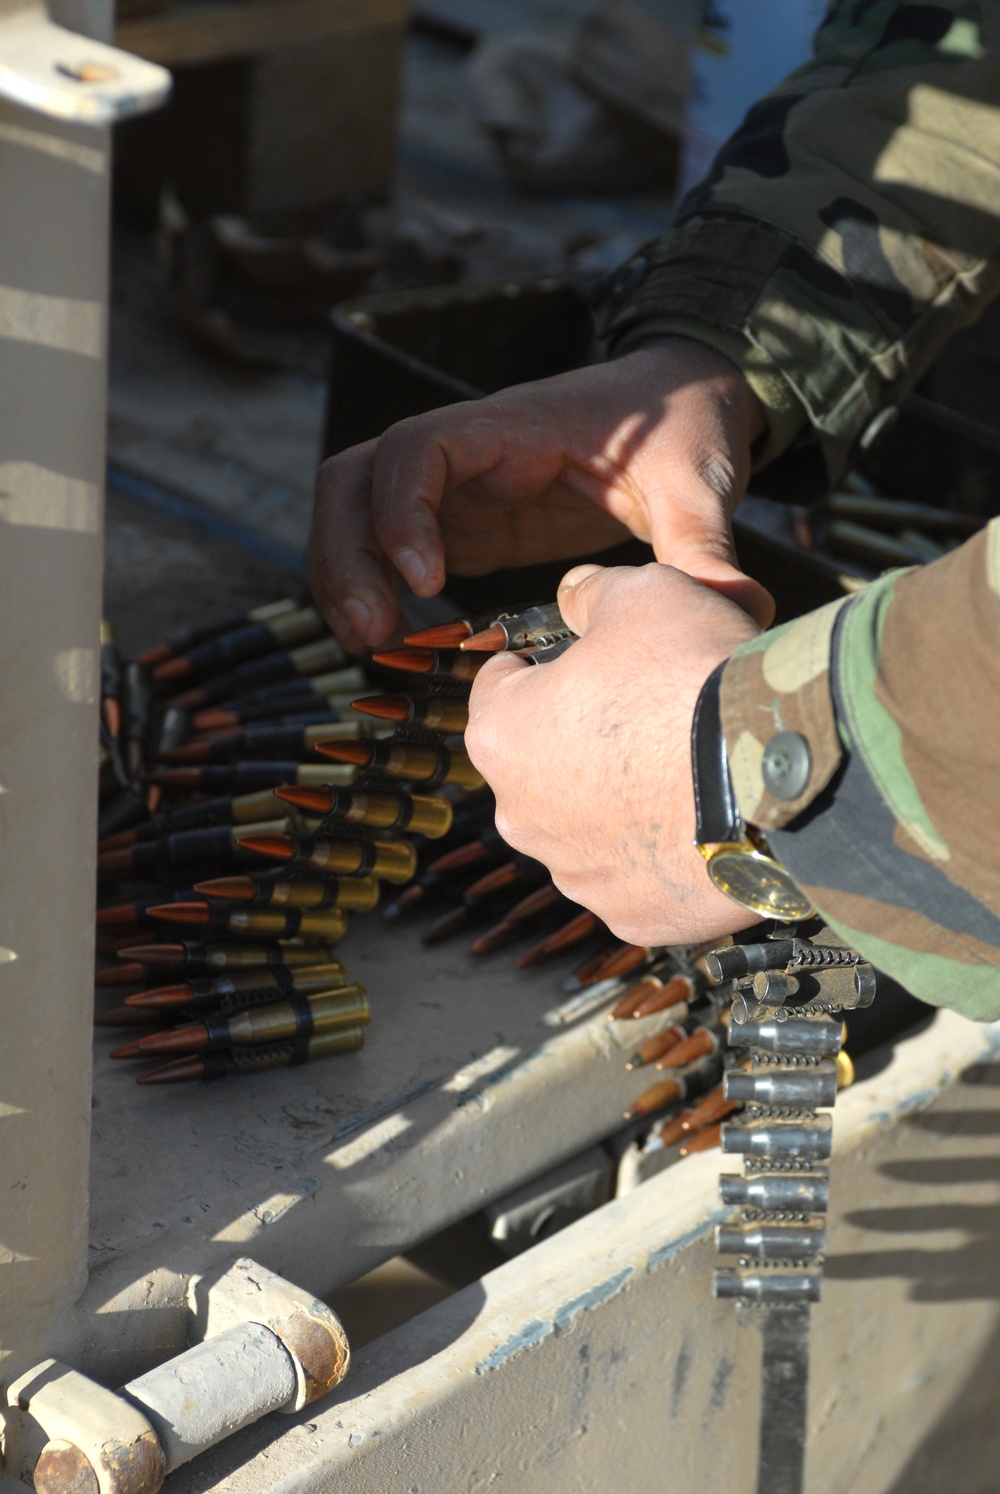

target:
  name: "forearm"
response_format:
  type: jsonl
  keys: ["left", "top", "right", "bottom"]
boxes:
{"left": 593, "top": 0, "right": 1000, "bottom": 494}
{"left": 719, "top": 521, "right": 1000, "bottom": 1017}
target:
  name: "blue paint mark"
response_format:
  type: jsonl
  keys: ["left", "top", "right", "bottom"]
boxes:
{"left": 554, "top": 1268, "right": 633, "bottom": 1333}
{"left": 869, "top": 1086, "right": 939, "bottom": 1129}
{"left": 709, "top": 1357, "right": 733, "bottom": 1412}
{"left": 330, "top": 1076, "right": 445, "bottom": 1139}
{"left": 454, "top": 1052, "right": 544, "bottom": 1108}
{"left": 647, "top": 1208, "right": 731, "bottom": 1272}
{"left": 107, "top": 465, "right": 308, "bottom": 579}
{"left": 671, "top": 1341, "right": 691, "bottom": 1417}
{"left": 476, "top": 1319, "right": 554, "bottom": 1374}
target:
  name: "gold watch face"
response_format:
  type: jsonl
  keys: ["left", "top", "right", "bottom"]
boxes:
{"left": 704, "top": 843, "right": 815, "bottom": 921}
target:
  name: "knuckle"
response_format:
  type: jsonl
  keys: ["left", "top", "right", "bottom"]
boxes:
{"left": 492, "top": 807, "right": 523, "bottom": 850}
{"left": 462, "top": 714, "right": 496, "bottom": 774}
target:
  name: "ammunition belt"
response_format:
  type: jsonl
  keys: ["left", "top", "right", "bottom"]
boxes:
{"left": 711, "top": 923, "right": 874, "bottom": 1494}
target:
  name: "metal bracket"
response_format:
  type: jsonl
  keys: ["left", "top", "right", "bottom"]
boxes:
{"left": 188, "top": 1256, "right": 351, "bottom": 1413}
{"left": 0, "top": 1, "right": 170, "bottom": 124}
{"left": 3, "top": 1258, "right": 351, "bottom": 1494}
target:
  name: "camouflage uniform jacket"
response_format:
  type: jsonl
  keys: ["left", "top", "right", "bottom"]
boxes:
{"left": 592, "top": 1, "right": 1000, "bottom": 1018}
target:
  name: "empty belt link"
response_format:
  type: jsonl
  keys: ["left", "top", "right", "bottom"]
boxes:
{"left": 705, "top": 924, "right": 873, "bottom": 1494}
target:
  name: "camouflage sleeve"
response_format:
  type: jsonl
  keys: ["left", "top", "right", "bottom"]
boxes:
{"left": 718, "top": 519, "right": 1000, "bottom": 1019}
{"left": 592, "top": 0, "right": 1000, "bottom": 496}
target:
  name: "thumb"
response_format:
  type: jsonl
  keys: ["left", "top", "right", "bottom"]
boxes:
{"left": 557, "top": 563, "right": 612, "bottom": 636}
{"left": 651, "top": 502, "right": 775, "bottom": 628}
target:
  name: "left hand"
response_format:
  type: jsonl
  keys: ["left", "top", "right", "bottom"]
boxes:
{"left": 465, "top": 562, "right": 762, "bottom": 945}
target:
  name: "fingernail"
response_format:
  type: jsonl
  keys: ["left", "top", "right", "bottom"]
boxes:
{"left": 342, "top": 596, "right": 373, "bottom": 635}
{"left": 560, "top": 563, "right": 603, "bottom": 592}
{"left": 395, "top": 547, "right": 427, "bottom": 590}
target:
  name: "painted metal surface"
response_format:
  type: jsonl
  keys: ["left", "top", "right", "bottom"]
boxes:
{"left": 0, "top": 0, "right": 166, "bottom": 1387}
{"left": 156, "top": 1010, "right": 1000, "bottom": 1493}
{"left": 71, "top": 934, "right": 685, "bottom": 1387}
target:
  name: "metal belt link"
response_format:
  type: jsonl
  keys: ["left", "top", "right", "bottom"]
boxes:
{"left": 710, "top": 924, "right": 875, "bottom": 1494}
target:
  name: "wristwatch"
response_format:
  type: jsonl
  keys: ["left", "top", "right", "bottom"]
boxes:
{"left": 691, "top": 662, "right": 814, "bottom": 921}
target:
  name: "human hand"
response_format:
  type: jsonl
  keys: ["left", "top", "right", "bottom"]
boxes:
{"left": 464, "top": 562, "right": 762, "bottom": 946}
{"left": 309, "top": 336, "right": 771, "bottom": 652}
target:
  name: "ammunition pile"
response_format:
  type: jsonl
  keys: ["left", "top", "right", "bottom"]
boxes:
{"left": 794, "top": 483, "right": 985, "bottom": 573}
{"left": 94, "top": 596, "right": 481, "bottom": 1085}
{"left": 97, "top": 593, "right": 856, "bottom": 1174}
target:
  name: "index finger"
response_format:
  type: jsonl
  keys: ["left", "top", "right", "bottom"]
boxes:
{"left": 309, "top": 441, "right": 404, "bottom": 648}
{"left": 370, "top": 404, "right": 510, "bottom": 596}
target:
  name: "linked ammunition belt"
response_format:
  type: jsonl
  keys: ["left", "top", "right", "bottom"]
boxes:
{"left": 710, "top": 923, "right": 875, "bottom": 1494}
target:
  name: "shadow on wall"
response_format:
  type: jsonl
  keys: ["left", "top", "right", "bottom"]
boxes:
{"left": 825, "top": 1058, "right": 1000, "bottom": 1491}
{"left": 830, "top": 1061, "right": 1000, "bottom": 1304}
{"left": 879, "top": 1319, "right": 1000, "bottom": 1494}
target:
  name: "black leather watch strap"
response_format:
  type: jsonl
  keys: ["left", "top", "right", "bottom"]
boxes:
{"left": 691, "top": 660, "right": 743, "bottom": 845}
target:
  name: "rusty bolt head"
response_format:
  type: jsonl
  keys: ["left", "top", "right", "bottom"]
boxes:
{"left": 33, "top": 1441, "right": 100, "bottom": 1494}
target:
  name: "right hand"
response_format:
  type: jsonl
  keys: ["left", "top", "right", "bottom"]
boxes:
{"left": 309, "top": 335, "right": 773, "bottom": 650}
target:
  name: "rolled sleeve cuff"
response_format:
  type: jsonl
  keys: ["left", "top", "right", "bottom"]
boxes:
{"left": 724, "top": 567, "right": 1000, "bottom": 1019}
{"left": 612, "top": 316, "right": 808, "bottom": 468}
{"left": 718, "top": 593, "right": 855, "bottom": 832}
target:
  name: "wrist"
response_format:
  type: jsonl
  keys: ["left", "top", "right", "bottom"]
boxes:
{"left": 621, "top": 334, "right": 767, "bottom": 448}
{"left": 691, "top": 659, "right": 814, "bottom": 922}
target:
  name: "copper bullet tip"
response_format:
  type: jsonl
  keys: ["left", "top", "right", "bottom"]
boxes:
{"left": 518, "top": 909, "right": 598, "bottom": 962}
{"left": 625, "top": 1076, "right": 684, "bottom": 1120}
{"left": 562, "top": 948, "right": 612, "bottom": 992}
{"left": 427, "top": 840, "right": 488, "bottom": 875}
{"left": 132, "top": 1023, "right": 205, "bottom": 1056}
{"left": 96, "top": 902, "right": 137, "bottom": 929}
{"left": 422, "top": 906, "right": 472, "bottom": 944}
{"left": 314, "top": 740, "right": 371, "bottom": 765}
{"left": 147, "top": 901, "right": 211, "bottom": 926}
{"left": 193, "top": 877, "right": 254, "bottom": 902}
{"left": 655, "top": 1028, "right": 716, "bottom": 1071}
{"left": 470, "top": 921, "right": 518, "bottom": 957}
{"left": 274, "top": 785, "right": 331, "bottom": 813}
{"left": 97, "top": 848, "right": 134, "bottom": 876}
{"left": 631, "top": 974, "right": 695, "bottom": 1020}
{"left": 403, "top": 621, "right": 471, "bottom": 648}
{"left": 382, "top": 883, "right": 427, "bottom": 919}
{"left": 505, "top": 884, "right": 563, "bottom": 923}
{"left": 145, "top": 767, "right": 200, "bottom": 788}
{"left": 98, "top": 931, "right": 156, "bottom": 955}
{"left": 137, "top": 1056, "right": 205, "bottom": 1085}
{"left": 136, "top": 642, "right": 173, "bottom": 667}
{"left": 152, "top": 654, "right": 194, "bottom": 685}
{"left": 192, "top": 708, "right": 237, "bottom": 731}
{"left": 95, "top": 962, "right": 146, "bottom": 988}
{"left": 680, "top": 1092, "right": 739, "bottom": 1132}
{"left": 678, "top": 1123, "right": 723, "bottom": 1156}
{"left": 464, "top": 860, "right": 521, "bottom": 901}
{"left": 371, "top": 647, "right": 434, "bottom": 674}
{"left": 350, "top": 694, "right": 410, "bottom": 722}
{"left": 97, "top": 829, "right": 140, "bottom": 854}
{"left": 159, "top": 740, "right": 212, "bottom": 763}
{"left": 169, "top": 685, "right": 210, "bottom": 709}
{"left": 102, "top": 698, "right": 122, "bottom": 741}
{"left": 94, "top": 1004, "right": 161, "bottom": 1028}
{"left": 124, "top": 984, "right": 193, "bottom": 1009}
{"left": 235, "top": 833, "right": 295, "bottom": 860}
{"left": 459, "top": 623, "right": 507, "bottom": 651}
{"left": 109, "top": 1039, "right": 146, "bottom": 1059}
{"left": 119, "top": 945, "right": 187, "bottom": 966}
{"left": 588, "top": 943, "right": 650, "bottom": 984}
